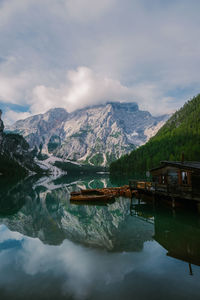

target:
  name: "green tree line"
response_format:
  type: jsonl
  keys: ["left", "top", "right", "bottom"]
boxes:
{"left": 110, "top": 94, "right": 200, "bottom": 176}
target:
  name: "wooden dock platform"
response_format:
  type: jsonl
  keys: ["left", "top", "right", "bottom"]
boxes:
{"left": 129, "top": 180, "right": 200, "bottom": 202}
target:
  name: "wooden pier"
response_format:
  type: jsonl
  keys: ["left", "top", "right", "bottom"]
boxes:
{"left": 129, "top": 160, "right": 200, "bottom": 202}
{"left": 129, "top": 179, "right": 200, "bottom": 202}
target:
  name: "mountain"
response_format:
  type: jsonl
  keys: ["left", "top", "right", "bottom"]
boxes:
{"left": 0, "top": 110, "right": 43, "bottom": 177}
{"left": 110, "top": 94, "right": 200, "bottom": 176}
{"left": 7, "top": 102, "right": 169, "bottom": 166}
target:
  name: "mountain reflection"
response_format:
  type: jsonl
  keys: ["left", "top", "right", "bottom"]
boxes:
{"left": 1, "top": 176, "right": 200, "bottom": 299}
{"left": 1, "top": 175, "right": 200, "bottom": 265}
{"left": 0, "top": 175, "right": 154, "bottom": 251}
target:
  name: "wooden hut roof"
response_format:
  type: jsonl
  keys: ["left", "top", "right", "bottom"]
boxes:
{"left": 150, "top": 161, "right": 200, "bottom": 173}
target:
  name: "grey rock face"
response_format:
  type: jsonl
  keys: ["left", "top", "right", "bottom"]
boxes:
{"left": 8, "top": 103, "right": 169, "bottom": 166}
{"left": 0, "top": 109, "right": 42, "bottom": 174}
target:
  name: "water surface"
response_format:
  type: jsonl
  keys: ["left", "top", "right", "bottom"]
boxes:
{"left": 0, "top": 174, "right": 200, "bottom": 300}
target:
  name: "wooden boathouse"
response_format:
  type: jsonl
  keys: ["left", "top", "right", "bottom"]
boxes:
{"left": 129, "top": 161, "right": 200, "bottom": 202}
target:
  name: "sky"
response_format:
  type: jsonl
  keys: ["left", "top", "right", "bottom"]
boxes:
{"left": 0, "top": 0, "right": 200, "bottom": 124}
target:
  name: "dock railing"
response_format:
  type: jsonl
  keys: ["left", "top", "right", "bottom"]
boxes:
{"left": 129, "top": 179, "right": 196, "bottom": 199}
{"left": 129, "top": 180, "right": 156, "bottom": 192}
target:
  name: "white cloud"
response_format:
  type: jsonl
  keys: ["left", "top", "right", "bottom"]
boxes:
{"left": 0, "top": 225, "right": 23, "bottom": 242}
{"left": 16, "top": 237, "right": 144, "bottom": 299}
{"left": 65, "top": 0, "right": 116, "bottom": 22}
{"left": 0, "top": 65, "right": 188, "bottom": 126}
{"left": 30, "top": 67, "right": 133, "bottom": 114}
{"left": 0, "top": 0, "right": 200, "bottom": 123}
{"left": 0, "top": 0, "right": 32, "bottom": 28}
{"left": 0, "top": 0, "right": 116, "bottom": 28}
{"left": 29, "top": 67, "right": 179, "bottom": 116}
{"left": 4, "top": 110, "right": 31, "bottom": 125}
{"left": 0, "top": 73, "right": 30, "bottom": 104}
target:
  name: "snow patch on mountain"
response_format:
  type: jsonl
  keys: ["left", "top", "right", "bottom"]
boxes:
{"left": 143, "top": 120, "right": 167, "bottom": 144}
{"left": 7, "top": 102, "right": 169, "bottom": 166}
{"left": 35, "top": 155, "right": 81, "bottom": 176}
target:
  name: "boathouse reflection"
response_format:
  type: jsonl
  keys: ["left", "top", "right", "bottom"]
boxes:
{"left": 132, "top": 199, "right": 200, "bottom": 272}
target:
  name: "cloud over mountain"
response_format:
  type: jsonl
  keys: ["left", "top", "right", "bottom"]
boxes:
{"left": 0, "top": 0, "right": 200, "bottom": 124}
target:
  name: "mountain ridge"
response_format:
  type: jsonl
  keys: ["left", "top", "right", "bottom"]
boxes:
{"left": 7, "top": 102, "right": 169, "bottom": 166}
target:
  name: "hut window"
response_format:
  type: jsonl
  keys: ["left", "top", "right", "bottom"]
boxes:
{"left": 159, "top": 175, "right": 166, "bottom": 184}
{"left": 181, "top": 171, "right": 188, "bottom": 185}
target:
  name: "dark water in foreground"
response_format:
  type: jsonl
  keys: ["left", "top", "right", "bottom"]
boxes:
{"left": 0, "top": 174, "right": 200, "bottom": 300}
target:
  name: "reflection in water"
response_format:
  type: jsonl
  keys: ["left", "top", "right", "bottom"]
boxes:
{"left": 0, "top": 175, "right": 200, "bottom": 300}
{"left": 133, "top": 201, "right": 200, "bottom": 272}
{"left": 154, "top": 208, "right": 200, "bottom": 270}
{"left": 0, "top": 175, "right": 153, "bottom": 251}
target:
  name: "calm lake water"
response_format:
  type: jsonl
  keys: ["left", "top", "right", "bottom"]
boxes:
{"left": 0, "top": 174, "right": 200, "bottom": 300}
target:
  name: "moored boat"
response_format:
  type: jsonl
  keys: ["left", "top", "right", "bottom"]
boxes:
{"left": 70, "top": 186, "right": 131, "bottom": 203}
{"left": 70, "top": 194, "right": 114, "bottom": 202}
{"left": 80, "top": 189, "right": 104, "bottom": 195}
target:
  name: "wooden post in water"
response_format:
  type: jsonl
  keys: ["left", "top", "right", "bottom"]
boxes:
{"left": 189, "top": 263, "right": 193, "bottom": 276}
{"left": 172, "top": 197, "right": 176, "bottom": 208}
{"left": 130, "top": 197, "right": 134, "bottom": 216}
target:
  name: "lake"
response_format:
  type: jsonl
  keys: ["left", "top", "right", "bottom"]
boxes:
{"left": 0, "top": 174, "right": 200, "bottom": 300}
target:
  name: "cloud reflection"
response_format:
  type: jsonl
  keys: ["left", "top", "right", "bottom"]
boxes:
{"left": 0, "top": 220, "right": 200, "bottom": 300}
{"left": 0, "top": 225, "right": 150, "bottom": 299}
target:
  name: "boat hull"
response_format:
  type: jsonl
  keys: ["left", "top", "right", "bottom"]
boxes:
{"left": 70, "top": 194, "right": 114, "bottom": 203}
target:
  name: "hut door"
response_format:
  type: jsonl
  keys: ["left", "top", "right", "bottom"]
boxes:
{"left": 181, "top": 171, "right": 189, "bottom": 185}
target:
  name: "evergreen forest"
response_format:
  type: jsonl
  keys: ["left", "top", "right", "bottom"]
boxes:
{"left": 110, "top": 94, "right": 200, "bottom": 176}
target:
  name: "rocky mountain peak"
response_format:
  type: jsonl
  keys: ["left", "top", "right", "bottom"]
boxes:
{"left": 7, "top": 102, "right": 169, "bottom": 166}
{"left": 45, "top": 107, "right": 68, "bottom": 120}
{"left": 108, "top": 101, "right": 139, "bottom": 112}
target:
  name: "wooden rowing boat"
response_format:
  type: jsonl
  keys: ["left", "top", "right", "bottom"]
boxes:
{"left": 70, "top": 194, "right": 114, "bottom": 202}
{"left": 80, "top": 189, "right": 104, "bottom": 195}
{"left": 71, "top": 191, "right": 81, "bottom": 196}
{"left": 70, "top": 197, "right": 115, "bottom": 206}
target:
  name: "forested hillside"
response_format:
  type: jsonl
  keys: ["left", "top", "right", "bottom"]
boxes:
{"left": 110, "top": 94, "right": 200, "bottom": 176}
{"left": 0, "top": 111, "right": 43, "bottom": 177}
{"left": 0, "top": 133, "right": 44, "bottom": 177}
